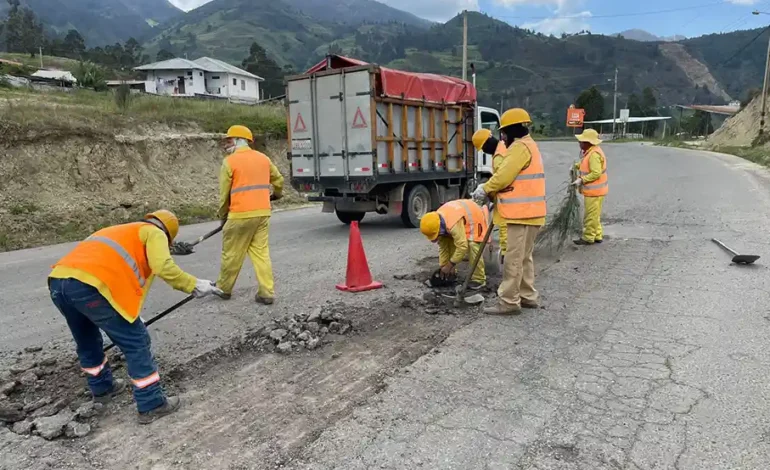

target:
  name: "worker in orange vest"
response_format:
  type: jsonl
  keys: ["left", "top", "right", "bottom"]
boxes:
{"left": 48, "top": 210, "right": 222, "bottom": 424}
{"left": 420, "top": 199, "right": 489, "bottom": 290}
{"left": 472, "top": 128, "right": 508, "bottom": 263}
{"left": 571, "top": 129, "right": 609, "bottom": 245}
{"left": 215, "top": 125, "right": 284, "bottom": 304}
{"left": 472, "top": 108, "right": 546, "bottom": 316}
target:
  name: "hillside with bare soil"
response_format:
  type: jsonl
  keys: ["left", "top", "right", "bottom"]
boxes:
{"left": 659, "top": 43, "right": 732, "bottom": 102}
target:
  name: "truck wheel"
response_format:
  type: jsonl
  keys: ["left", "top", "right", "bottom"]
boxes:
{"left": 401, "top": 184, "right": 431, "bottom": 228}
{"left": 336, "top": 210, "right": 366, "bottom": 225}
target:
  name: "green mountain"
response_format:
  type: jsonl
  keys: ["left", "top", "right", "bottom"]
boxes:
{"left": 0, "top": 0, "right": 181, "bottom": 46}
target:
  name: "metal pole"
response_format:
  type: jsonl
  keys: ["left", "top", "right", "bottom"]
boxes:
{"left": 612, "top": 68, "right": 618, "bottom": 136}
{"left": 39, "top": 47, "right": 43, "bottom": 68}
{"left": 760, "top": 33, "right": 770, "bottom": 136}
{"left": 462, "top": 10, "right": 468, "bottom": 82}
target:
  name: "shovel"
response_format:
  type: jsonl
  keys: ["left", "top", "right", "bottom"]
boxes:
{"left": 711, "top": 238, "right": 760, "bottom": 265}
{"left": 171, "top": 225, "right": 223, "bottom": 256}
{"left": 103, "top": 295, "right": 195, "bottom": 352}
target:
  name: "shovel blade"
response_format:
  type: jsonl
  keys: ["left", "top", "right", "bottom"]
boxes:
{"left": 732, "top": 254, "right": 760, "bottom": 265}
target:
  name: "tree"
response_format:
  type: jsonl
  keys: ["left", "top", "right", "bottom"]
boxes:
{"left": 241, "top": 41, "right": 284, "bottom": 98}
{"left": 4, "top": 1, "right": 44, "bottom": 56}
{"left": 62, "top": 30, "right": 86, "bottom": 58}
{"left": 156, "top": 49, "right": 175, "bottom": 61}
{"left": 575, "top": 86, "right": 605, "bottom": 124}
{"left": 641, "top": 87, "right": 658, "bottom": 136}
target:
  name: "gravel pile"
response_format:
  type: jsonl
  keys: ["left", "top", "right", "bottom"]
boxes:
{"left": 260, "top": 307, "right": 354, "bottom": 354}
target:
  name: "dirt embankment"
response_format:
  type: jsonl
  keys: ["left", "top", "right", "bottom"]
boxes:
{"left": 0, "top": 129, "right": 301, "bottom": 251}
{"left": 709, "top": 93, "right": 762, "bottom": 148}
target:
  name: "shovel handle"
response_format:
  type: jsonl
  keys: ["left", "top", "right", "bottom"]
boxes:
{"left": 103, "top": 295, "right": 195, "bottom": 352}
{"left": 190, "top": 225, "right": 224, "bottom": 248}
{"left": 711, "top": 238, "right": 739, "bottom": 257}
{"left": 457, "top": 203, "right": 496, "bottom": 301}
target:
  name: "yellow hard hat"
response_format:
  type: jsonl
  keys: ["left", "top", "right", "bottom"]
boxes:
{"left": 472, "top": 129, "right": 492, "bottom": 151}
{"left": 145, "top": 209, "right": 179, "bottom": 243}
{"left": 500, "top": 108, "right": 531, "bottom": 128}
{"left": 575, "top": 128, "right": 602, "bottom": 146}
{"left": 420, "top": 212, "right": 441, "bottom": 241}
{"left": 226, "top": 125, "right": 253, "bottom": 142}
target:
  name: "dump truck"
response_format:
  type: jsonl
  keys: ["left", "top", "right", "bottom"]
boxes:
{"left": 287, "top": 55, "right": 501, "bottom": 228}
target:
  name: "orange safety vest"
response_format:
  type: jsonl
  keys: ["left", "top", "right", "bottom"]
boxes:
{"left": 226, "top": 149, "right": 272, "bottom": 213}
{"left": 437, "top": 200, "right": 489, "bottom": 243}
{"left": 496, "top": 136, "right": 547, "bottom": 220}
{"left": 52, "top": 222, "right": 152, "bottom": 322}
{"left": 579, "top": 146, "right": 608, "bottom": 197}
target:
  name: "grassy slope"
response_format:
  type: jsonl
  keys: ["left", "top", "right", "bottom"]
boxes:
{"left": 0, "top": 52, "right": 80, "bottom": 72}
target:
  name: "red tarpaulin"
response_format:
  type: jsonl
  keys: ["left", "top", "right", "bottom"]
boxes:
{"left": 304, "top": 55, "right": 476, "bottom": 105}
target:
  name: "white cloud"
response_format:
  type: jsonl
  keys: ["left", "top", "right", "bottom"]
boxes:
{"left": 523, "top": 10, "right": 592, "bottom": 35}
{"left": 726, "top": 0, "right": 758, "bottom": 4}
{"left": 168, "top": 0, "right": 212, "bottom": 11}
{"left": 379, "top": 0, "right": 479, "bottom": 22}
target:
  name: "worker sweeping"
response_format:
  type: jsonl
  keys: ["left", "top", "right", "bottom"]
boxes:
{"left": 48, "top": 210, "right": 222, "bottom": 424}
{"left": 216, "top": 125, "right": 284, "bottom": 304}
{"left": 420, "top": 199, "right": 489, "bottom": 290}
{"left": 472, "top": 108, "right": 546, "bottom": 316}
{"left": 571, "top": 129, "right": 608, "bottom": 245}
{"left": 472, "top": 128, "right": 508, "bottom": 264}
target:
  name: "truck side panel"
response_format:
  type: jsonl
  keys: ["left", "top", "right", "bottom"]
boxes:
{"left": 288, "top": 79, "right": 315, "bottom": 178}
{"left": 343, "top": 71, "right": 375, "bottom": 177}
{"left": 315, "top": 74, "right": 346, "bottom": 178}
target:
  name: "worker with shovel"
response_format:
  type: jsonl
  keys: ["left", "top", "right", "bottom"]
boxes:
{"left": 420, "top": 200, "right": 490, "bottom": 290}
{"left": 48, "top": 210, "right": 222, "bottom": 424}
{"left": 472, "top": 108, "right": 546, "bottom": 316}
{"left": 215, "top": 125, "right": 284, "bottom": 304}
{"left": 472, "top": 128, "right": 508, "bottom": 264}
{"left": 571, "top": 129, "right": 608, "bottom": 245}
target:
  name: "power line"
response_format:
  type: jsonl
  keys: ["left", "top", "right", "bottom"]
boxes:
{"left": 483, "top": 1, "right": 729, "bottom": 21}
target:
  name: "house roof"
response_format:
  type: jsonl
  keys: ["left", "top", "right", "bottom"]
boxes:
{"left": 135, "top": 58, "right": 206, "bottom": 71}
{"left": 193, "top": 57, "right": 264, "bottom": 80}
{"left": 31, "top": 69, "right": 77, "bottom": 83}
{"left": 584, "top": 116, "right": 672, "bottom": 124}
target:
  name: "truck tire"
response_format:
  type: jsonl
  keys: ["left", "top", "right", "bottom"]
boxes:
{"left": 336, "top": 210, "right": 366, "bottom": 225}
{"left": 401, "top": 184, "right": 431, "bottom": 228}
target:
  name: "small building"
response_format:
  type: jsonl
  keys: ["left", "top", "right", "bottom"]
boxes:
{"left": 30, "top": 69, "right": 77, "bottom": 87}
{"left": 134, "top": 57, "right": 264, "bottom": 103}
{"left": 105, "top": 80, "right": 146, "bottom": 92}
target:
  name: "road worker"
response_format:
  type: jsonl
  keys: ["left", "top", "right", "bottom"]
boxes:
{"left": 48, "top": 210, "right": 222, "bottom": 424}
{"left": 571, "top": 129, "right": 608, "bottom": 245}
{"left": 472, "top": 108, "right": 546, "bottom": 315}
{"left": 216, "top": 125, "right": 284, "bottom": 304}
{"left": 420, "top": 199, "right": 489, "bottom": 290}
{"left": 472, "top": 129, "right": 509, "bottom": 263}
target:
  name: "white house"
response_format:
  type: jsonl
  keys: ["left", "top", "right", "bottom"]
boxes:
{"left": 135, "top": 57, "right": 265, "bottom": 103}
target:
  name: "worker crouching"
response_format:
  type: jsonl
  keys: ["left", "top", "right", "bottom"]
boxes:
{"left": 571, "top": 129, "right": 609, "bottom": 245}
{"left": 420, "top": 199, "right": 489, "bottom": 290}
{"left": 48, "top": 210, "right": 221, "bottom": 424}
{"left": 472, "top": 108, "right": 546, "bottom": 315}
{"left": 216, "top": 125, "right": 284, "bottom": 304}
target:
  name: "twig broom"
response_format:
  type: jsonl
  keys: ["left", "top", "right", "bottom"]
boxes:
{"left": 535, "top": 165, "right": 581, "bottom": 251}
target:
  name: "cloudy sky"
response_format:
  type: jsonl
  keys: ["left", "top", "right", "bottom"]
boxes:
{"left": 168, "top": 0, "right": 770, "bottom": 38}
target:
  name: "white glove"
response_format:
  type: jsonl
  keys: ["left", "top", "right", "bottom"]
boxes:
{"left": 471, "top": 184, "right": 487, "bottom": 202}
{"left": 193, "top": 279, "right": 224, "bottom": 298}
{"left": 571, "top": 178, "right": 583, "bottom": 187}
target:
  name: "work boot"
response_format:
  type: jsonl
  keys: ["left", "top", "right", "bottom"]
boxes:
{"left": 483, "top": 302, "right": 522, "bottom": 316}
{"left": 93, "top": 378, "right": 127, "bottom": 404}
{"left": 255, "top": 295, "right": 274, "bottom": 305}
{"left": 521, "top": 299, "right": 540, "bottom": 309}
{"left": 216, "top": 292, "right": 232, "bottom": 300}
{"left": 137, "top": 396, "right": 181, "bottom": 425}
{"left": 594, "top": 239, "right": 603, "bottom": 244}
{"left": 573, "top": 239, "right": 594, "bottom": 246}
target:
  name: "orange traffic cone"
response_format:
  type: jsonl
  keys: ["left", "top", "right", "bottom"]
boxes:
{"left": 336, "top": 221, "right": 383, "bottom": 293}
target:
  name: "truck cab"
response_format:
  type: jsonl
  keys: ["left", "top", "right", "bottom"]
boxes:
{"left": 475, "top": 106, "right": 501, "bottom": 178}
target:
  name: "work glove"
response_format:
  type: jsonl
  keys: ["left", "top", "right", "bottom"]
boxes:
{"left": 471, "top": 184, "right": 487, "bottom": 205}
{"left": 193, "top": 279, "right": 224, "bottom": 298}
{"left": 571, "top": 178, "right": 583, "bottom": 187}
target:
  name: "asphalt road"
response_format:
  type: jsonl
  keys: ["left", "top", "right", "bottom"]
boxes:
{"left": 2, "top": 142, "right": 770, "bottom": 470}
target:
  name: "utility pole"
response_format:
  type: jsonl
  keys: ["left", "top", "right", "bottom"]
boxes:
{"left": 462, "top": 10, "right": 468, "bottom": 82}
{"left": 39, "top": 47, "right": 43, "bottom": 69}
{"left": 612, "top": 67, "right": 618, "bottom": 136}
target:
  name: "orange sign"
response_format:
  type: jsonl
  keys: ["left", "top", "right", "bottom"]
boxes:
{"left": 293, "top": 113, "right": 307, "bottom": 133}
{"left": 352, "top": 107, "right": 368, "bottom": 129}
{"left": 566, "top": 106, "right": 585, "bottom": 128}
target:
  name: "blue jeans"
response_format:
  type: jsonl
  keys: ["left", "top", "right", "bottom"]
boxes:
{"left": 48, "top": 278, "right": 166, "bottom": 413}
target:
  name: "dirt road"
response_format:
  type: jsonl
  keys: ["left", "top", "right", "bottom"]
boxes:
{"left": 2, "top": 143, "right": 769, "bottom": 470}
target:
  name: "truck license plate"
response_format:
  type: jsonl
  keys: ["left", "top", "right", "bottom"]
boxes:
{"left": 292, "top": 140, "right": 312, "bottom": 150}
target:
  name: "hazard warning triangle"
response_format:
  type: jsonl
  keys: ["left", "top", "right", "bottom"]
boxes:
{"left": 352, "top": 107, "right": 368, "bottom": 129}
{"left": 293, "top": 113, "right": 307, "bottom": 133}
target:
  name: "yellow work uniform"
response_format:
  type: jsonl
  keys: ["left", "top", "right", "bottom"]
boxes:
{"left": 438, "top": 218, "right": 486, "bottom": 284}
{"left": 215, "top": 148, "right": 284, "bottom": 298}
{"left": 483, "top": 136, "right": 545, "bottom": 307}
{"left": 491, "top": 153, "right": 508, "bottom": 252}
{"left": 577, "top": 151, "right": 606, "bottom": 243}
{"left": 50, "top": 225, "right": 196, "bottom": 320}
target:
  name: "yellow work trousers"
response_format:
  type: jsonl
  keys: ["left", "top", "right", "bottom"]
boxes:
{"left": 498, "top": 224, "right": 540, "bottom": 307}
{"left": 582, "top": 196, "right": 605, "bottom": 243}
{"left": 216, "top": 216, "right": 274, "bottom": 298}
{"left": 438, "top": 238, "right": 486, "bottom": 284}
{"left": 493, "top": 209, "right": 508, "bottom": 252}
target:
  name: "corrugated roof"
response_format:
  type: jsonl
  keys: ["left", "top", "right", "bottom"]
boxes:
{"left": 193, "top": 57, "right": 264, "bottom": 80}
{"left": 584, "top": 116, "right": 673, "bottom": 124}
{"left": 31, "top": 70, "right": 77, "bottom": 83}
{"left": 675, "top": 104, "right": 739, "bottom": 116}
{"left": 135, "top": 58, "right": 206, "bottom": 71}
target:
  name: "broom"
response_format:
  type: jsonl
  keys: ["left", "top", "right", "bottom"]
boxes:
{"left": 535, "top": 164, "right": 581, "bottom": 251}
